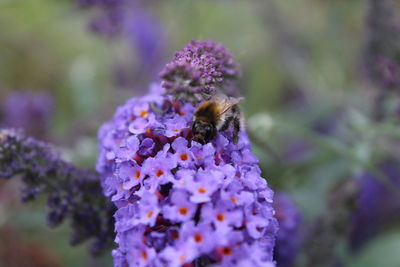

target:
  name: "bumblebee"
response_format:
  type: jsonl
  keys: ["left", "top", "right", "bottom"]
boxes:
{"left": 192, "top": 96, "right": 243, "bottom": 144}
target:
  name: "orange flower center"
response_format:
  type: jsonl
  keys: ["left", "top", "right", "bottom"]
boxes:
{"left": 216, "top": 213, "right": 225, "bottom": 222}
{"left": 155, "top": 170, "right": 164, "bottom": 177}
{"left": 194, "top": 233, "right": 203, "bottom": 243}
{"left": 180, "top": 153, "right": 189, "bottom": 161}
{"left": 198, "top": 187, "right": 207, "bottom": 194}
{"left": 141, "top": 251, "right": 148, "bottom": 261}
{"left": 173, "top": 128, "right": 180, "bottom": 132}
{"left": 146, "top": 211, "right": 153, "bottom": 218}
{"left": 179, "top": 207, "right": 188, "bottom": 215}
{"left": 171, "top": 231, "right": 179, "bottom": 240}
{"left": 230, "top": 196, "right": 238, "bottom": 204}
{"left": 140, "top": 110, "right": 148, "bottom": 118}
{"left": 222, "top": 247, "right": 232, "bottom": 256}
{"left": 179, "top": 255, "right": 186, "bottom": 262}
{"left": 134, "top": 171, "right": 141, "bottom": 179}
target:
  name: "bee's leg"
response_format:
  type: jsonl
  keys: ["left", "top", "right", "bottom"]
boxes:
{"left": 219, "top": 116, "right": 233, "bottom": 132}
{"left": 232, "top": 116, "right": 240, "bottom": 144}
{"left": 230, "top": 105, "right": 242, "bottom": 144}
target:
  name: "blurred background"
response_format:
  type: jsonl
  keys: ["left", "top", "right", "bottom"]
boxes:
{"left": 1, "top": 0, "right": 400, "bottom": 266}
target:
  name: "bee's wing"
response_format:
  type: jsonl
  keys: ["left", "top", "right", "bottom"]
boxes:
{"left": 215, "top": 96, "right": 244, "bottom": 118}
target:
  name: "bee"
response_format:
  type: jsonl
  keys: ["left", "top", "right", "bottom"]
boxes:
{"left": 192, "top": 95, "right": 243, "bottom": 145}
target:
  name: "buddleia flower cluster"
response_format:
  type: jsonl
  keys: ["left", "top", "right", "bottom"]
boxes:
{"left": 97, "top": 40, "right": 278, "bottom": 266}
{"left": 160, "top": 39, "right": 241, "bottom": 101}
{"left": 0, "top": 129, "right": 116, "bottom": 255}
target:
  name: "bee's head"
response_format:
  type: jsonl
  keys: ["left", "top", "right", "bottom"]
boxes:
{"left": 191, "top": 120, "right": 216, "bottom": 144}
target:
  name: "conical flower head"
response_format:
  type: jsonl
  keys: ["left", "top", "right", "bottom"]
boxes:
{"left": 160, "top": 40, "right": 240, "bottom": 101}
{"left": 97, "top": 83, "right": 277, "bottom": 266}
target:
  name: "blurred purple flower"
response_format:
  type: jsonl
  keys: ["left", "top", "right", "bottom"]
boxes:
{"left": 79, "top": 0, "right": 165, "bottom": 53}
{"left": 1, "top": 91, "right": 54, "bottom": 138}
{"left": 350, "top": 159, "right": 400, "bottom": 251}
{"left": 89, "top": 9, "right": 124, "bottom": 37}
{"left": 78, "top": 0, "right": 167, "bottom": 90}
{"left": 125, "top": 9, "right": 166, "bottom": 72}
{"left": 77, "top": 0, "right": 127, "bottom": 36}
{"left": 97, "top": 83, "right": 278, "bottom": 266}
{"left": 0, "top": 129, "right": 115, "bottom": 255}
{"left": 273, "top": 193, "right": 302, "bottom": 267}
{"left": 113, "top": 7, "right": 167, "bottom": 89}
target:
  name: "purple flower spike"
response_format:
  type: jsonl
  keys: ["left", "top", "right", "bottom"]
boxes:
{"left": 0, "top": 129, "right": 115, "bottom": 256}
{"left": 97, "top": 83, "right": 278, "bottom": 266}
{"left": 160, "top": 39, "right": 241, "bottom": 101}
